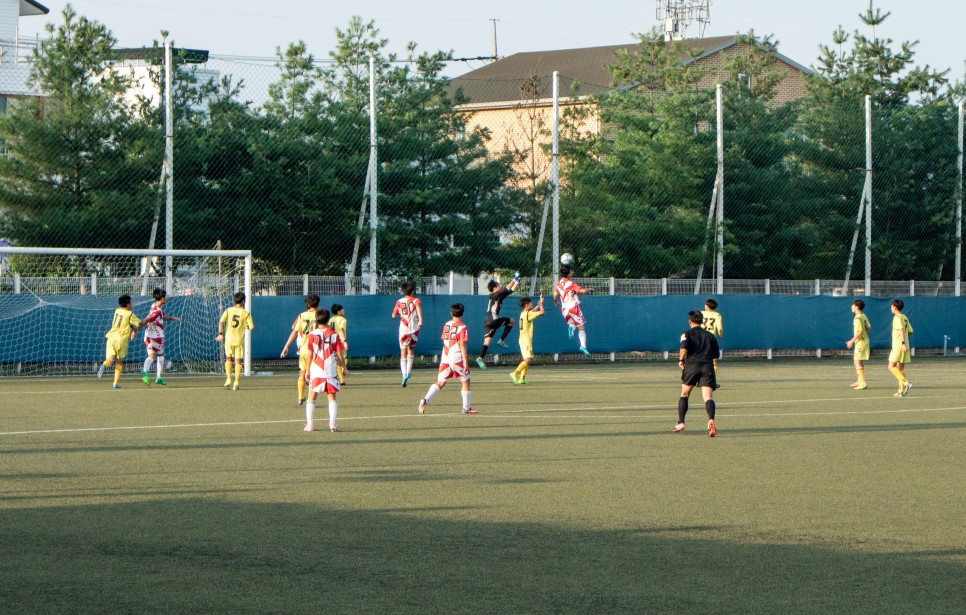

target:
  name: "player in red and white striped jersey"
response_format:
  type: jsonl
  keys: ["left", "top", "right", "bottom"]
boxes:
{"left": 304, "top": 308, "right": 348, "bottom": 433}
{"left": 391, "top": 280, "right": 423, "bottom": 387}
{"left": 553, "top": 265, "right": 592, "bottom": 356}
{"left": 418, "top": 303, "right": 477, "bottom": 415}
{"left": 141, "top": 288, "right": 180, "bottom": 386}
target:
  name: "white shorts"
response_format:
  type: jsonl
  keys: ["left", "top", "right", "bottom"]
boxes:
{"left": 437, "top": 360, "right": 470, "bottom": 382}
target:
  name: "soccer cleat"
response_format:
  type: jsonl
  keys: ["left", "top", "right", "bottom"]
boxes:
{"left": 475, "top": 357, "right": 487, "bottom": 370}
{"left": 708, "top": 419, "right": 717, "bottom": 438}
{"left": 303, "top": 423, "right": 314, "bottom": 432}
{"left": 224, "top": 379, "right": 232, "bottom": 389}
{"left": 672, "top": 423, "right": 686, "bottom": 433}
{"left": 155, "top": 378, "right": 167, "bottom": 386}
{"left": 568, "top": 325, "right": 575, "bottom": 340}
{"left": 232, "top": 383, "right": 239, "bottom": 391}
{"left": 462, "top": 408, "right": 478, "bottom": 415}
{"left": 579, "top": 347, "right": 590, "bottom": 357}
{"left": 112, "top": 384, "right": 120, "bottom": 389}
{"left": 509, "top": 372, "right": 520, "bottom": 385}
{"left": 519, "top": 379, "right": 529, "bottom": 385}
{"left": 418, "top": 399, "right": 428, "bottom": 415}
{"left": 893, "top": 390, "right": 903, "bottom": 398}
{"left": 96, "top": 364, "right": 105, "bottom": 379}
{"left": 902, "top": 381, "right": 912, "bottom": 397}
{"left": 496, "top": 339, "right": 509, "bottom": 349}
{"left": 401, "top": 375, "right": 409, "bottom": 388}
{"left": 330, "top": 423, "right": 339, "bottom": 432}
{"left": 141, "top": 372, "right": 151, "bottom": 387}
{"left": 854, "top": 383, "right": 868, "bottom": 390}
{"left": 298, "top": 398, "right": 305, "bottom": 406}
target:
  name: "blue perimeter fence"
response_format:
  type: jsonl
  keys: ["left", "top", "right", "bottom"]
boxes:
{"left": 1, "top": 294, "right": 963, "bottom": 364}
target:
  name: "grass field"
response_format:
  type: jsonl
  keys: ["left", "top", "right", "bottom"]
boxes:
{"left": 1, "top": 358, "right": 964, "bottom": 614}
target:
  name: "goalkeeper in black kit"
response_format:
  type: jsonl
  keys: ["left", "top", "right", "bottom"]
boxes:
{"left": 475, "top": 272, "right": 521, "bottom": 370}
{"left": 673, "top": 310, "right": 720, "bottom": 437}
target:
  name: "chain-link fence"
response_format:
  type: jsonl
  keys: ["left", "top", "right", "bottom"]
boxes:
{"left": 0, "top": 15, "right": 963, "bottom": 292}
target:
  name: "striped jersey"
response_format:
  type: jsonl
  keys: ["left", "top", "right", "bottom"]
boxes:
{"left": 440, "top": 319, "right": 468, "bottom": 365}
{"left": 307, "top": 326, "right": 345, "bottom": 381}
{"left": 393, "top": 296, "right": 421, "bottom": 335}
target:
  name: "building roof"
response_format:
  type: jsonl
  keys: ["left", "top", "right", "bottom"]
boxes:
{"left": 21, "top": 0, "right": 49, "bottom": 16}
{"left": 450, "top": 35, "right": 810, "bottom": 106}
{"left": 109, "top": 47, "right": 210, "bottom": 64}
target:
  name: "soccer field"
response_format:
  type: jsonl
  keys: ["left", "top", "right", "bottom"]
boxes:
{"left": 1, "top": 359, "right": 964, "bottom": 614}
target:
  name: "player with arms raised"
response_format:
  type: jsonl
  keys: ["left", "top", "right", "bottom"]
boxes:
{"left": 280, "top": 294, "right": 321, "bottom": 404}
{"left": 475, "top": 273, "right": 520, "bottom": 370}
{"left": 392, "top": 281, "right": 422, "bottom": 387}
{"left": 553, "top": 265, "right": 592, "bottom": 356}
{"left": 418, "top": 303, "right": 477, "bottom": 415}
{"left": 304, "top": 308, "right": 348, "bottom": 432}
{"left": 141, "top": 288, "right": 181, "bottom": 386}
{"left": 216, "top": 292, "right": 254, "bottom": 390}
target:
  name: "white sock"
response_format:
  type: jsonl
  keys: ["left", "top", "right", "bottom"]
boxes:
{"left": 400, "top": 357, "right": 407, "bottom": 377}
{"left": 406, "top": 355, "right": 414, "bottom": 377}
{"left": 461, "top": 390, "right": 471, "bottom": 411}
{"left": 424, "top": 383, "right": 441, "bottom": 402}
{"left": 142, "top": 357, "right": 153, "bottom": 373}
{"left": 328, "top": 400, "right": 338, "bottom": 426}
{"left": 305, "top": 400, "right": 315, "bottom": 425}
{"left": 156, "top": 358, "right": 164, "bottom": 378}
{"left": 578, "top": 331, "right": 587, "bottom": 348}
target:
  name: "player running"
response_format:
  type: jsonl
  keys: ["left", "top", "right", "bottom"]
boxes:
{"left": 216, "top": 292, "right": 254, "bottom": 391}
{"left": 304, "top": 308, "right": 348, "bottom": 432}
{"left": 674, "top": 310, "right": 720, "bottom": 437}
{"left": 280, "top": 294, "right": 321, "bottom": 405}
{"left": 418, "top": 303, "right": 477, "bottom": 415}
{"left": 141, "top": 288, "right": 181, "bottom": 386}
{"left": 392, "top": 281, "right": 422, "bottom": 387}
{"left": 553, "top": 265, "right": 593, "bottom": 356}
{"left": 476, "top": 272, "right": 520, "bottom": 370}
{"left": 97, "top": 294, "right": 144, "bottom": 389}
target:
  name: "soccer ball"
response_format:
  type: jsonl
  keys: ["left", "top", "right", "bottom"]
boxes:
{"left": 560, "top": 253, "right": 574, "bottom": 266}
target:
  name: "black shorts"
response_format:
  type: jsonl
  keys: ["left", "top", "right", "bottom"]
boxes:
{"left": 682, "top": 362, "right": 716, "bottom": 387}
{"left": 483, "top": 317, "right": 512, "bottom": 339}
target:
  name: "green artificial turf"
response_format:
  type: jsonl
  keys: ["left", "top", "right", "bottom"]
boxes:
{"left": 1, "top": 359, "right": 964, "bottom": 614}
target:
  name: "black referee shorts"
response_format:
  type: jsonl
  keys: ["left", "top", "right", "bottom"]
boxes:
{"left": 483, "top": 317, "right": 512, "bottom": 339}
{"left": 682, "top": 362, "right": 716, "bottom": 387}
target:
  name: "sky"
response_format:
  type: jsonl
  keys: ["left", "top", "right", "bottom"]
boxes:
{"left": 26, "top": 1, "right": 966, "bottom": 80}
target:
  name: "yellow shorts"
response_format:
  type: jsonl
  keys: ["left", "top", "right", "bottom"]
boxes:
{"left": 519, "top": 341, "right": 534, "bottom": 360}
{"left": 298, "top": 345, "right": 311, "bottom": 371}
{"left": 225, "top": 344, "right": 245, "bottom": 360}
{"left": 853, "top": 341, "right": 869, "bottom": 361}
{"left": 105, "top": 336, "right": 129, "bottom": 361}
{"left": 888, "top": 347, "right": 911, "bottom": 364}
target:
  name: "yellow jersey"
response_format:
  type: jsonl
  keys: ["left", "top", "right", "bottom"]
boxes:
{"left": 330, "top": 315, "right": 347, "bottom": 343}
{"left": 891, "top": 313, "right": 912, "bottom": 350}
{"left": 701, "top": 310, "right": 722, "bottom": 338}
{"left": 220, "top": 306, "right": 254, "bottom": 347}
{"left": 292, "top": 309, "right": 317, "bottom": 348}
{"left": 106, "top": 307, "right": 141, "bottom": 340}
{"left": 519, "top": 308, "right": 542, "bottom": 346}
{"left": 853, "top": 313, "right": 871, "bottom": 345}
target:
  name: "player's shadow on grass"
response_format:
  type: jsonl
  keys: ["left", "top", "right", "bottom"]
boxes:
{"left": 1, "top": 498, "right": 962, "bottom": 614}
{"left": 722, "top": 421, "right": 966, "bottom": 438}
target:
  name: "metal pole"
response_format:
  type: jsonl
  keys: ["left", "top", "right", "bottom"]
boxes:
{"left": 864, "top": 95, "right": 872, "bottom": 293}
{"left": 551, "top": 71, "right": 560, "bottom": 280}
{"left": 164, "top": 39, "right": 174, "bottom": 295}
{"left": 368, "top": 55, "right": 378, "bottom": 295}
{"left": 715, "top": 84, "right": 724, "bottom": 294}
{"left": 956, "top": 101, "right": 963, "bottom": 297}
{"left": 243, "top": 254, "right": 252, "bottom": 376}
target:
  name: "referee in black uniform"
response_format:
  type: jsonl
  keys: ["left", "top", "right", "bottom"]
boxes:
{"left": 674, "top": 310, "right": 720, "bottom": 437}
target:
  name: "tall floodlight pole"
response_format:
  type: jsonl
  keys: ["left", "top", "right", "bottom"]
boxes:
{"left": 164, "top": 39, "right": 174, "bottom": 294}
{"left": 864, "top": 95, "right": 872, "bottom": 293}
{"left": 956, "top": 101, "right": 963, "bottom": 297}
{"left": 715, "top": 84, "right": 724, "bottom": 294}
{"left": 551, "top": 71, "right": 560, "bottom": 281}
{"left": 368, "top": 55, "right": 378, "bottom": 294}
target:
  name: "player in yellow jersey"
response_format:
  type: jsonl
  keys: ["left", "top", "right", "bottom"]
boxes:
{"left": 280, "top": 294, "right": 321, "bottom": 404}
{"left": 216, "top": 291, "right": 254, "bottom": 391}
{"left": 97, "top": 294, "right": 144, "bottom": 388}
{"left": 845, "top": 299, "right": 872, "bottom": 390}
{"left": 887, "top": 299, "right": 914, "bottom": 397}
{"left": 700, "top": 298, "right": 723, "bottom": 378}
{"left": 329, "top": 303, "right": 348, "bottom": 385}
{"left": 510, "top": 295, "right": 544, "bottom": 384}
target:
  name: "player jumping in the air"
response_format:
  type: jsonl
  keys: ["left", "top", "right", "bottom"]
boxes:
{"left": 97, "top": 294, "right": 144, "bottom": 388}
{"left": 419, "top": 303, "right": 477, "bottom": 415}
{"left": 280, "top": 294, "right": 321, "bottom": 405}
{"left": 846, "top": 299, "right": 871, "bottom": 390}
{"left": 141, "top": 288, "right": 181, "bottom": 386}
{"left": 216, "top": 292, "right": 254, "bottom": 390}
{"left": 674, "top": 310, "right": 720, "bottom": 437}
{"left": 553, "top": 265, "right": 593, "bottom": 356}
{"left": 392, "top": 281, "right": 422, "bottom": 387}
{"left": 304, "top": 308, "right": 348, "bottom": 432}
{"left": 476, "top": 273, "right": 520, "bottom": 370}
{"left": 510, "top": 294, "right": 544, "bottom": 384}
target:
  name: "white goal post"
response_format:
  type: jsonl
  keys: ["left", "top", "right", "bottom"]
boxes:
{"left": 0, "top": 247, "right": 253, "bottom": 377}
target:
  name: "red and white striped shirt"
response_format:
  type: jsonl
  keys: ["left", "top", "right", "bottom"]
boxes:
{"left": 143, "top": 304, "right": 165, "bottom": 341}
{"left": 393, "top": 296, "right": 421, "bottom": 335}
{"left": 440, "top": 319, "right": 468, "bottom": 365}
{"left": 307, "top": 326, "right": 345, "bottom": 381}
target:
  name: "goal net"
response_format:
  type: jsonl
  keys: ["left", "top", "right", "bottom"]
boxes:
{"left": 0, "top": 247, "right": 252, "bottom": 377}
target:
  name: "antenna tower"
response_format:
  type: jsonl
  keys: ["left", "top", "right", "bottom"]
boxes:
{"left": 655, "top": 1, "right": 711, "bottom": 41}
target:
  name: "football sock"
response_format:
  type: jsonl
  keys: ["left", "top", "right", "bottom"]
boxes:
{"left": 156, "top": 359, "right": 164, "bottom": 379}
{"left": 102, "top": 360, "right": 112, "bottom": 369}
{"left": 424, "top": 383, "right": 441, "bottom": 403}
{"left": 705, "top": 399, "right": 716, "bottom": 420}
{"left": 479, "top": 344, "right": 489, "bottom": 359}
{"left": 224, "top": 360, "right": 232, "bottom": 380}
{"left": 297, "top": 377, "right": 306, "bottom": 401}
{"left": 578, "top": 331, "right": 587, "bottom": 348}
{"left": 114, "top": 364, "right": 122, "bottom": 385}
{"left": 337, "top": 364, "right": 344, "bottom": 382}
{"left": 234, "top": 363, "right": 242, "bottom": 384}
{"left": 515, "top": 360, "right": 527, "bottom": 375}
{"left": 520, "top": 365, "right": 528, "bottom": 380}
{"left": 500, "top": 325, "right": 513, "bottom": 341}
{"left": 890, "top": 367, "right": 904, "bottom": 387}
{"left": 714, "top": 364, "right": 719, "bottom": 377}
{"left": 461, "top": 390, "right": 471, "bottom": 411}
{"left": 406, "top": 355, "right": 414, "bottom": 377}
{"left": 143, "top": 357, "right": 154, "bottom": 374}
{"left": 305, "top": 400, "right": 315, "bottom": 425}
{"left": 328, "top": 400, "right": 338, "bottom": 425}
{"left": 678, "top": 397, "right": 688, "bottom": 423}
{"left": 856, "top": 366, "right": 865, "bottom": 384}
{"left": 400, "top": 357, "right": 406, "bottom": 377}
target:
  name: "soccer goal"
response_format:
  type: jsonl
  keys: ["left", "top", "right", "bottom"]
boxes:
{"left": 0, "top": 247, "right": 252, "bottom": 377}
